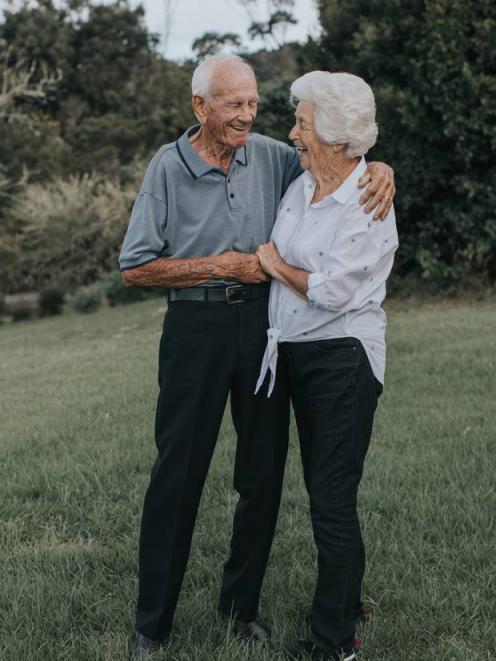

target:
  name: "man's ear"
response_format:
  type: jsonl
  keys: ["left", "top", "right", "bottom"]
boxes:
{"left": 332, "top": 143, "right": 347, "bottom": 153}
{"left": 192, "top": 94, "right": 207, "bottom": 123}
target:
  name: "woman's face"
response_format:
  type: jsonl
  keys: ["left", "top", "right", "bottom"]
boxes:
{"left": 288, "top": 100, "right": 338, "bottom": 175}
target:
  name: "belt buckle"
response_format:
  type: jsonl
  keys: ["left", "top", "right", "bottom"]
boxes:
{"left": 226, "top": 284, "right": 246, "bottom": 304}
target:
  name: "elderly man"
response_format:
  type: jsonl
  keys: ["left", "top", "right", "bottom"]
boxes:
{"left": 119, "top": 54, "right": 395, "bottom": 659}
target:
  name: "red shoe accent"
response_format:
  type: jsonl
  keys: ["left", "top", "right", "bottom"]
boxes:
{"left": 354, "top": 638, "right": 363, "bottom": 650}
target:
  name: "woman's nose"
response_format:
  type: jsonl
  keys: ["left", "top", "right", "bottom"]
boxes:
{"left": 289, "top": 123, "right": 298, "bottom": 141}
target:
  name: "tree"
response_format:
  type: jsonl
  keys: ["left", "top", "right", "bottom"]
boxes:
{"left": 68, "top": 2, "right": 157, "bottom": 116}
{"left": 309, "top": 0, "right": 496, "bottom": 285}
{"left": 162, "top": 0, "right": 180, "bottom": 57}
{"left": 234, "top": 0, "right": 297, "bottom": 49}
{"left": 0, "top": 47, "right": 62, "bottom": 121}
{"left": 192, "top": 32, "right": 241, "bottom": 59}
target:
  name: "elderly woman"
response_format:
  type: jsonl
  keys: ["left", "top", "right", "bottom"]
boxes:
{"left": 255, "top": 72, "right": 398, "bottom": 660}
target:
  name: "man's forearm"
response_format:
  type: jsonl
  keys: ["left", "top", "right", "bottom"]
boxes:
{"left": 122, "top": 250, "right": 268, "bottom": 288}
{"left": 122, "top": 256, "right": 232, "bottom": 288}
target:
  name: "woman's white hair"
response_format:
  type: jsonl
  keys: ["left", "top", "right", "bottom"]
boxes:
{"left": 290, "top": 71, "right": 378, "bottom": 158}
{"left": 192, "top": 54, "right": 254, "bottom": 98}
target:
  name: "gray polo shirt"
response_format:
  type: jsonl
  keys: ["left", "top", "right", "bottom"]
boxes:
{"left": 119, "top": 126, "right": 301, "bottom": 273}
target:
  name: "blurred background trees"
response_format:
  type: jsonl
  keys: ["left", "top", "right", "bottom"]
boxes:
{"left": 0, "top": 0, "right": 494, "bottom": 300}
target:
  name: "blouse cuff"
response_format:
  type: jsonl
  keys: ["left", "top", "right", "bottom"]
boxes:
{"left": 307, "top": 272, "right": 326, "bottom": 306}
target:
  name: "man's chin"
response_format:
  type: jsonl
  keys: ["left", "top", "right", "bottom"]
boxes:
{"left": 228, "top": 129, "right": 251, "bottom": 147}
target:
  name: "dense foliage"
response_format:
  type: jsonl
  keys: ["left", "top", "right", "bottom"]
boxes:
{"left": 0, "top": 0, "right": 494, "bottom": 295}
{"left": 310, "top": 0, "right": 496, "bottom": 287}
{"left": 0, "top": 0, "right": 193, "bottom": 293}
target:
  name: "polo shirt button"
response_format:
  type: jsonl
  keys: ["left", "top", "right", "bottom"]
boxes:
{"left": 230, "top": 193, "right": 235, "bottom": 198}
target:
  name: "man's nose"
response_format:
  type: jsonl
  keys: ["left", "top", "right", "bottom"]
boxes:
{"left": 239, "top": 107, "right": 255, "bottom": 123}
{"left": 289, "top": 123, "right": 298, "bottom": 140}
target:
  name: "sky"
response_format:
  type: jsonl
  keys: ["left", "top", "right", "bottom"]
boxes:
{"left": 132, "top": 0, "right": 321, "bottom": 61}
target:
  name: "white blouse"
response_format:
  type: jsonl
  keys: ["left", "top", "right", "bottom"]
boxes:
{"left": 256, "top": 157, "right": 398, "bottom": 397}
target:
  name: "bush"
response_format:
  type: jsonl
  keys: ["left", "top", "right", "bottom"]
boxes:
{"left": 39, "top": 288, "right": 65, "bottom": 316}
{"left": 11, "top": 304, "right": 36, "bottom": 322}
{"left": 101, "top": 271, "right": 149, "bottom": 306}
{"left": 101, "top": 271, "right": 164, "bottom": 306}
{"left": 70, "top": 285, "right": 102, "bottom": 314}
{"left": 4, "top": 173, "right": 136, "bottom": 294}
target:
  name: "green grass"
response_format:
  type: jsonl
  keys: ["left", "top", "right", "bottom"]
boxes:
{"left": 1, "top": 299, "right": 495, "bottom": 660}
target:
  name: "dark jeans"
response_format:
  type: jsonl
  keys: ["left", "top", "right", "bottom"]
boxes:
{"left": 135, "top": 297, "right": 289, "bottom": 640}
{"left": 280, "top": 337, "right": 382, "bottom": 653}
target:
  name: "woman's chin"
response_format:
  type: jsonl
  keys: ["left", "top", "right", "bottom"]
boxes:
{"left": 298, "top": 152, "right": 310, "bottom": 169}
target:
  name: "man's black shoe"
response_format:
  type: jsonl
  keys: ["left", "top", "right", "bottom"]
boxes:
{"left": 131, "top": 632, "right": 167, "bottom": 659}
{"left": 232, "top": 618, "right": 271, "bottom": 642}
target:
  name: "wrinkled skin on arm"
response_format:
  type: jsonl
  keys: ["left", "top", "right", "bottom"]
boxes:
{"left": 121, "top": 251, "right": 269, "bottom": 289}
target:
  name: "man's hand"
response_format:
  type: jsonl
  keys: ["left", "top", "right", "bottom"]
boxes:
{"left": 358, "top": 161, "right": 396, "bottom": 221}
{"left": 255, "top": 242, "right": 284, "bottom": 278}
{"left": 217, "top": 250, "right": 269, "bottom": 283}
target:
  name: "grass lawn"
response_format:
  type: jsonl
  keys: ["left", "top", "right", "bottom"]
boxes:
{"left": 1, "top": 298, "right": 495, "bottom": 660}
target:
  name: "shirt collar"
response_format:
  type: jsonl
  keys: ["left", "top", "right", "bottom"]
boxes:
{"left": 176, "top": 125, "right": 248, "bottom": 179}
{"left": 302, "top": 157, "right": 367, "bottom": 208}
{"left": 331, "top": 156, "right": 367, "bottom": 204}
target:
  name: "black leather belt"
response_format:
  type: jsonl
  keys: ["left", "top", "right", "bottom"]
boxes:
{"left": 167, "top": 283, "right": 270, "bottom": 304}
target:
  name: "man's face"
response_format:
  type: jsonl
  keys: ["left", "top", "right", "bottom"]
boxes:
{"left": 289, "top": 100, "right": 327, "bottom": 173}
{"left": 196, "top": 66, "right": 259, "bottom": 150}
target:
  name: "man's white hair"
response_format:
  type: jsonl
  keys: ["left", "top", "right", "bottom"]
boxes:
{"left": 192, "top": 54, "right": 255, "bottom": 98}
{"left": 290, "top": 71, "right": 378, "bottom": 158}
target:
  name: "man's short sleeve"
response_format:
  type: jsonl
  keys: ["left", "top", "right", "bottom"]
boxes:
{"left": 119, "top": 148, "right": 168, "bottom": 271}
{"left": 282, "top": 145, "right": 303, "bottom": 195}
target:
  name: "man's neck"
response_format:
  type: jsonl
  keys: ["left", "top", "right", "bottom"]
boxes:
{"left": 189, "top": 127, "right": 235, "bottom": 173}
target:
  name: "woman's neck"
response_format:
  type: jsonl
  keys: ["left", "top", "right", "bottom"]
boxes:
{"left": 311, "top": 156, "right": 360, "bottom": 203}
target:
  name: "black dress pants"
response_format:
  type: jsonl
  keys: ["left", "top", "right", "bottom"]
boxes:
{"left": 280, "top": 337, "right": 382, "bottom": 654}
{"left": 135, "top": 296, "right": 289, "bottom": 640}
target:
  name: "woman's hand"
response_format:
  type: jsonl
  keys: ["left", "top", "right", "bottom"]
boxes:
{"left": 256, "top": 242, "right": 284, "bottom": 277}
{"left": 257, "top": 242, "right": 310, "bottom": 299}
{"left": 358, "top": 162, "right": 396, "bottom": 220}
